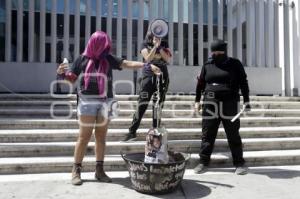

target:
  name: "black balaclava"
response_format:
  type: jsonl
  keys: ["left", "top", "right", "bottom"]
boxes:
{"left": 210, "top": 40, "right": 228, "bottom": 65}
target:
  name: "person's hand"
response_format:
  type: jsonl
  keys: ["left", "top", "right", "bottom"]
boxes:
{"left": 194, "top": 102, "right": 201, "bottom": 112}
{"left": 243, "top": 103, "right": 251, "bottom": 112}
{"left": 56, "top": 63, "right": 68, "bottom": 75}
{"left": 153, "top": 37, "right": 161, "bottom": 48}
{"left": 150, "top": 64, "right": 161, "bottom": 76}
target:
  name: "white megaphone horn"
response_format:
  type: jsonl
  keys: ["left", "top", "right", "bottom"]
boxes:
{"left": 150, "top": 19, "right": 169, "bottom": 38}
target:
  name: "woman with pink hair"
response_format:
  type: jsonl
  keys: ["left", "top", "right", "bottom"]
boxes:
{"left": 57, "top": 31, "right": 160, "bottom": 185}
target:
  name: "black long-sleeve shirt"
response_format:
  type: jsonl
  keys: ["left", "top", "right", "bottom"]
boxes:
{"left": 195, "top": 57, "right": 250, "bottom": 103}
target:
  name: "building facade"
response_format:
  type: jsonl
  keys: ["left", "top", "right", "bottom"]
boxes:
{"left": 0, "top": 0, "right": 299, "bottom": 96}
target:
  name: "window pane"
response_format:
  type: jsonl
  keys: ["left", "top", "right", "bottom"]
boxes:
{"left": 0, "top": 0, "right": 5, "bottom": 23}
{"left": 11, "top": 0, "right": 29, "bottom": 10}
{"left": 35, "top": 0, "right": 40, "bottom": 11}
{"left": 144, "top": 0, "right": 149, "bottom": 20}
{"left": 101, "top": 0, "right": 108, "bottom": 16}
{"left": 69, "top": 1, "right": 75, "bottom": 14}
{"left": 162, "top": 0, "right": 168, "bottom": 20}
{"left": 122, "top": 0, "right": 127, "bottom": 18}
{"left": 173, "top": 0, "right": 178, "bottom": 22}
{"left": 213, "top": 0, "right": 218, "bottom": 25}
{"left": 132, "top": 1, "right": 138, "bottom": 18}
{"left": 12, "top": 0, "right": 17, "bottom": 9}
{"left": 23, "top": 0, "right": 28, "bottom": 10}
{"left": 46, "top": 0, "right": 52, "bottom": 12}
{"left": 112, "top": 0, "right": 118, "bottom": 17}
{"left": 57, "top": 0, "right": 64, "bottom": 13}
{"left": 91, "top": 0, "right": 96, "bottom": 16}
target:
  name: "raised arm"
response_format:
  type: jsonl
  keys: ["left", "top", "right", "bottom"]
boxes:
{"left": 140, "top": 37, "right": 162, "bottom": 62}
{"left": 158, "top": 47, "right": 172, "bottom": 63}
{"left": 56, "top": 56, "right": 82, "bottom": 83}
{"left": 120, "top": 60, "right": 161, "bottom": 75}
{"left": 141, "top": 47, "right": 157, "bottom": 62}
{"left": 120, "top": 60, "right": 144, "bottom": 69}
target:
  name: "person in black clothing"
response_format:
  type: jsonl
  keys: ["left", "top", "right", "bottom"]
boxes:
{"left": 194, "top": 40, "right": 251, "bottom": 175}
{"left": 122, "top": 30, "right": 172, "bottom": 142}
{"left": 57, "top": 31, "right": 161, "bottom": 185}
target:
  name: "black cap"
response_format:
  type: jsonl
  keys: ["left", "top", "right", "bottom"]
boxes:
{"left": 210, "top": 39, "right": 227, "bottom": 52}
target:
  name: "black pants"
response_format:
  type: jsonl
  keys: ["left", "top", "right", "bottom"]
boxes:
{"left": 200, "top": 97, "right": 245, "bottom": 167}
{"left": 129, "top": 75, "right": 169, "bottom": 134}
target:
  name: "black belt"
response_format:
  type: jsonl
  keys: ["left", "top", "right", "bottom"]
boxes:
{"left": 204, "top": 90, "right": 238, "bottom": 100}
{"left": 207, "top": 83, "right": 230, "bottom": 87}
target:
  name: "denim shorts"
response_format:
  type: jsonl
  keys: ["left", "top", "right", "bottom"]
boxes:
{"left": 77, "top": 97, "right": 118, "bottom": 119}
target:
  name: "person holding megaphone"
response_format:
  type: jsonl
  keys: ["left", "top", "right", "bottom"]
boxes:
{"left": 123, "top": 19, "right": 172, "bottom": 142}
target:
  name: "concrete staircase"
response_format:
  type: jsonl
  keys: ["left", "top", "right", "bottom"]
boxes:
{"left": 0, "top": 94, "right": 300, "bottom": 174}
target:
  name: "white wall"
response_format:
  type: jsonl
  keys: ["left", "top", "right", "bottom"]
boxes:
{"left": 244, "top": 66, "right": 282, "bottom": 95}
{"left": 0, "top": 62, "right": 57, "bottom": 93}
{"left": 0, "top": 63, "right": 282, "bottom": 95}
{"left": 167, "top": 65, "right": 282, "bottom": 95}
{"left": 0, "top": 62, "right": 136, "bottom": 94}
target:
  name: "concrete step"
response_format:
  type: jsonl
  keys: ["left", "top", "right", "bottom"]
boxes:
{"left": 1, "top": 127, "right": 300, "bottom": 143}
{"left": 1, "top": 100, "right": 300, "bottom": 109}
{"left": 1, "top": 117, "right": 300, "bottom": 129}
{"left": 0, "top": 149, "right": 299, "bottom": 174}
{"left": 1, "top": 94, "right": 300, "bottom": 102}
{"left": 1, "top": 138, "right": 300, "bottom": 157}
{"left": 1, "top": 108, "right": 300, "bottom": 118}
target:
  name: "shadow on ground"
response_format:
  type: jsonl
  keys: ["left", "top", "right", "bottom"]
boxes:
{"left": 197, "top": 167, "right": 300, "bottom": 179}
{"left": 251, "top": 168, "right": 300, "bottom": 179}
{"left": 84, "top": 177, "right": 235, "bottom": 199}
{"left": 181, "top": 179, "right": 234, "bottom": 199}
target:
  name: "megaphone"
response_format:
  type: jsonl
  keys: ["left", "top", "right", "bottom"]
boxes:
{"left": 150, "top": 19, "right": 168, "bottom": 38}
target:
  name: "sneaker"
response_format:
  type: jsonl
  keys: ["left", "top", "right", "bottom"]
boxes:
{"left": 122, "top": 133, "right": 137, "bottom": 142}
{"left": 71, "top": 164, "right": 83, "bottom": 185}
{"left": 235, "top": 166, "right": 248, "bottom": 175}
{"left": 194, "top": 163, "right": 208, "bottom": 174}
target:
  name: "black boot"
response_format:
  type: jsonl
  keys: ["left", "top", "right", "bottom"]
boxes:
{"left": 95, "top": 162, "right": 112, "bottom": 183}
{"left": 122, "top": 132, "right": 137, "bottom": 142}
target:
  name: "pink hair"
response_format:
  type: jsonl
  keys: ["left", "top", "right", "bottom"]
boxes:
{"left": 82, "top": 31, "right": 112, "bottom": 97}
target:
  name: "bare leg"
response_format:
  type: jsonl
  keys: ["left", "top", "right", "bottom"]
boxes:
{"left": 94, "top": 116, "right": 109, "bottom": 161}
{"left": 73, "top": 115, "right": 96, "bottom": 164}
{"left": 72, "top": 115, "right": 96, "bottom": 185}
{"left": 94, "top": 116, "right": 111, "bottom": 182}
